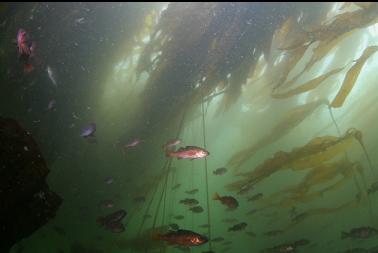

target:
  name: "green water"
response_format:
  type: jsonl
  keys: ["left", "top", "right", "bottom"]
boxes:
{"left": 1, "top": 2, "right": 378, "bottom": 253}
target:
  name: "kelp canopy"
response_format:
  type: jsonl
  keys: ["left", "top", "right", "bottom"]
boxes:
{"left": 126, "top": 2, "right": 327, "bottom": 141}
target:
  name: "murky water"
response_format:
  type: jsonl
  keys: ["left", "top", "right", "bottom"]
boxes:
{"left": 1, "top": 2, "right": 378, "bottom": 253}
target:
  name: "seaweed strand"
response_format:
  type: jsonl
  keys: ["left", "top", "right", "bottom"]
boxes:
{"left": 201, "top": 96, "right": 213, "bottom": 251}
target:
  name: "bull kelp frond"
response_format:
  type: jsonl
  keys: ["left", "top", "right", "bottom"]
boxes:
{"left": 227, "top": 100, "right": 328, "bottom": 170}
{"left": 330, "top": 46, "right": 378, "bottom": 108}
{"left": 272, "top": 67, "right": 345, "bottom": 99}
{"left": 226, "top": 128, "right": 365, "bottom": 192}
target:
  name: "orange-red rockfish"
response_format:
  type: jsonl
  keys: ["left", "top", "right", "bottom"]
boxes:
{"left": 153, "top": 229, "right": 208, "bottom": 247}
{"left": 166, "top": 146, "right": 209, "bottom": 160}
{"left": 17, "top": 29, "right": 34, "bottom": 73}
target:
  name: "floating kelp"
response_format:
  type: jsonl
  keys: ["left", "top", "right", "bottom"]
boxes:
{"left": 131, "top": 2, "right": 314, "bottom": 142}
{"left": 283, "top": 198, "right": 359, "bottom": 231}
{"left": 330, "top": 46, "right": 378, "bottom": 108}
{"left": 272, "top": 66, "right": 345, "bottom": 99}
{"left": 276, "top": 2, "right": 378, "bottom": 79}
{"left": 285, "top": 159, "right": 354, "bottom": 194}
{"left": 227, "top": 128, "right": 365, "bottom": 192}
{"left": 259, "top": 160, "right": 360, "bottom": 210}
{"left": 227, "top": 99, "right": 328, "bottom": 170}
{"left": 307, "top": 3, "right": 378, "bottom": 43}
{"left": 302, "top": 31, "right": 354, "bottom": 74}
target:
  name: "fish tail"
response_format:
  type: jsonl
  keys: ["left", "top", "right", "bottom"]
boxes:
{"left": 341, "top": 232, "right": 349, "bottom": 239}
{"left": 151, "top": 230, "right": 162, "bottom": 240}
{"left": 165, "top": 150, "right": 171, "bottom": 158}
{"left": 212, "top": 192, "right": 220, "bottom": 200}
{"left": 23, "top": 63, "right": 34, "bottom": 73}
{"left": 96, "top": 217, "right": 104, "bottom": 226}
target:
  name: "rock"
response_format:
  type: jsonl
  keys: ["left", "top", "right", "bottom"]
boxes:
{"left": 0, "top": 117, "right": 62, "bottom": 252}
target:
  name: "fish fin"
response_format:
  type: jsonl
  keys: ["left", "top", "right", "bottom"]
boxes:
{"left": 185, "top": 145, "right": 199, "bottom": 149}
{"left": 212, "top": 192, "right": 220, "bottom": 200}
{"left": 341, "top": 232, "right": 349, "bottom": 239}
{"left": 23, "top": 63, "right": 34, "bottom": 73}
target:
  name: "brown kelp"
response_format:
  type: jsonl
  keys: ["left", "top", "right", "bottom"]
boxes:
{"left": 272, "top": 3, "right": 378, "bottom": 88}
{"left": 227, "top": 128, "right": 365, "bottom": 192}
{"left": 283, "top": 198, "right": 360, "bottom": 231}
{"left": 287, "top": 3, "right": 378, "bottom": 49}
{"left": 257, "top": 160, "right": 361, "bottom": 210}
{"left": 130, "top": 3, "right": 315, "bottom": 140}
{"left": 227, "top": 99, "right": 329, "bottom": 170}
{"left": 271, "top": 66, "right": 345, "bottom": 99}
{"left": 285, "top": 159, "right": 354, "bottom": 195}
{"left": 330, "top": 46, "right": 378, "bottom": 108}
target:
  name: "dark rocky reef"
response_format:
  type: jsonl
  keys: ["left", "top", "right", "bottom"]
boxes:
{"left": 0, "top": 117, "right": 62, "bottom": 252}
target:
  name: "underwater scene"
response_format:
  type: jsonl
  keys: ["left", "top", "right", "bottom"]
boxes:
{"left": 2, "top": 2, "right": 378, "bottom": 253}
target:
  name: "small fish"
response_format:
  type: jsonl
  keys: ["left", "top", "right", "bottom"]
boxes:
{"left": 289, "top": 207, "right": 297, "bottom": 220}
{"left": 104, "top": 176, "right": 114, "bottom": 185}
{"left": 213, "top": 193, "right": 238, "bottom": 210}
{"left": 172, "top": 183, "right": 181, "bottom": 190}
{"left": 185, "top": 189, "right": 199, "bottom": 195}
{"left": 264, "top": 230, "right": 284, "bottom": 236}
{"left": 169, "top": 223, "right": 180, "bottom": 230}
{"left": 99, "top": 200, "right": 114, "bottom": 209}
{"left": 166, "top": 146, "right": 209, "bottom": 160}
{"left": 342, "top": 248, "right": 370, "bottom": 253}
{"left": 80, "top": 123, "right": 96, "bottom": 138}
{"left": 222, "top": 218, "right": 238, "bottom": 223}
{"left": 221, "top": 247, "right": 231, "bottom": 252}
{"left": 97, "top": 209, "right": 126, "bottom": 233}
{"left": 237, "top": 184, "right": 253, "bottom": 195}
{"left": 269, "top": 243, "right": 296, "bottom": 253}
{"left": 47, "top": 65, "right": 57, "bottom": 86}
{"left": 125, "top": 138, "right": 142, "bottom": 148}
{"left": 143, "top": 214, "right": 152, "bottom": 220}
{"left": 109, "top": 222, "right": 125, "bottom": 233}
{"left": 246, "top": 231, "right": 256, "bottom": 237}
{"left": 247, "top": 193, "right": 263, "bottom": 202}
{"left": 266, "top": 239, "right": 310, "bottom": 253}
{"left": 47, "top": 99, "right": 56, "bottom": 110}
{"left": 342, "top": 227, "right": 378, "bottom": 239}
{"left": 133, "top": 196, "right": 146, "bottom": 204}
{"left": 97, "top": 209, "right": 126, "bottom": 225}
{"left": 367, "top": 181, "right": 378, "bottom": 194}
{"left": 291, "top": 212, "right": 308, "bottom": 224}
{"left": 245, "top": 209, "right": 258, "bottom": 216}
{"left": 199, "top": 224, "right": 210, "bottom": 228}
{"left": 174, "top": 215, "right": 185, "bottom": 220}
{"left": 75, "top": 17, "right": 85, "bottom": 24}
{"left": 17, "top": 29, "right": 34, "bottom": 73}
{"left": 294, "top": 239, "right": 310, "bottom": 246}
{"left": 154, "top": 229, "right": 208, "bottom": 247}
{"left": 180, "top": 198, "right": 199, "bottom": 206}
{"left": 162, "top": 138, "right": 182, "bottom": 149}
{"left": 213, "top": 167, "right": 227, "bottom": 175}
{"left": 189, "top": 206, "right": 204, "bottom": 213}
{"left": 211, "top": 237, "right": 225, "bottom": 242}
{"left": 228, "top": 222, "right": 247, "bottom": 232}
